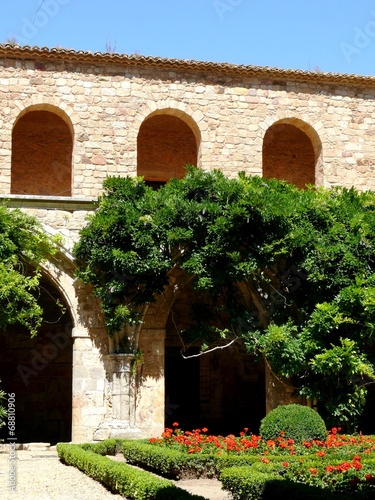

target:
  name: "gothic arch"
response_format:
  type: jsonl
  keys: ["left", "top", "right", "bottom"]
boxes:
{"left": 262, "top": 118, "right": 322, "bottom": 188}
{"left": 11, "top": 104, "right": 74, "bottom": 196}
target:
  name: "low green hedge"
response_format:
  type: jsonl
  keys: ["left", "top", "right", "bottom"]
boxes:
{"left": 219, "top": 466, "right": 355, "bottom": 500}
{"left": 56, "top": 443, "right": 205, "bottom": 500}
{"left": 121, "top": 440, "right": 260, "bottom": 479}
{"left": 80, "top": 438, "right": 123, "bottom": 455}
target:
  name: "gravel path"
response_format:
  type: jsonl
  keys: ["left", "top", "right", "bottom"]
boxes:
{"left": 0, "top": 447, "right": 124, "bottom": 500}
{"left": 0, "top": 446, "right": 232, "bottom": 500}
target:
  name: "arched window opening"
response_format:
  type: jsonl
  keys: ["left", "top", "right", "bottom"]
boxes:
{"left": 137, "top": 114, "right": 198, "bottom": 187}
{"left": 11, "top": 109, "right": 73, "bottom": 196}
{"left": 263, "top": 122, "right": 317, "bottom": 188}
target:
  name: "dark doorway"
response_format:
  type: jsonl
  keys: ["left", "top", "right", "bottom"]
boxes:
{"left": 164, "top": 346, "right": 200, "bottom": 429}
{"left": 0, "top": 276, "right": 72, "bottom": 444}
{"left": 360, "top": 383, "right": 375, "bottom": 434}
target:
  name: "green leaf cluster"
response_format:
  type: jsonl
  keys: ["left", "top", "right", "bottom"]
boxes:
{"left": 0, "top": 205, "right": 58, "bottom": 336}
{"left": 74, "top": 168, "right": 375, "bottom": 428}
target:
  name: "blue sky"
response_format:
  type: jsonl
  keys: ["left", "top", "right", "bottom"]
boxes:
{"left": 1, "top": 1, "right": 375, "bottom": 76}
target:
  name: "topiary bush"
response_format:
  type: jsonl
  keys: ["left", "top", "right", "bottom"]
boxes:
{"left": 259, "top": 404, "right": 326, "bottom": 444}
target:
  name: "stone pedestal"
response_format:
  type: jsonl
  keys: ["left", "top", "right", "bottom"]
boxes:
{"left": 94, "top": 353, "right": 142, "bottom": 440}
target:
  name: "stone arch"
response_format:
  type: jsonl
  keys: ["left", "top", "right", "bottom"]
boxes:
{"left": 0, "top": 269, "right": 74, "bottom": 444}
{"left": 137, "top": 108, "right": 201, "bottom": 186}
{"left": 137, "top": 272, "right": 265, "bottom": 435}
{"left": 11, "top": 104, "right": 74, "bottom": 196}
{"left": 262, "top": 118, "right": 322, "bottom": 188}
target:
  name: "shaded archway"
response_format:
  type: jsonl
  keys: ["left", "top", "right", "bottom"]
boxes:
{"left": 137, "top": 111, "right": 198, "bottom": 187}
{"left": 263, "top": 119, "right": 321, "bottom": 188}
{"left": 11, "top": 106, "right": 73, "bottom": 196}
{"left": 0, "top": 275, "right": 73, "bottom": 444}
{"left": 164, "top": 285, "right": 265, "bottom": 435}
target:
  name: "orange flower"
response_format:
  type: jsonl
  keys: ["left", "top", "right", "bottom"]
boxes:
{"left": 309, "top": 468, "right": 318, "bottom": 475}
{"left": 172, "top": 422, "right": 179, "bottom": 427}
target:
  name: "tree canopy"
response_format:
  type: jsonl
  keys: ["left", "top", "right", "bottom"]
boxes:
{"left": 0, "top": 205, "right": 57, "bottom": 336}
{"left": 74, "top": 167, "right": 375, "bottom": 429}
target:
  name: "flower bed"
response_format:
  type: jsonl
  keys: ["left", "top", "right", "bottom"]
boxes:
{"left": 146, "top": 424, "right": 375, "bottom": 498}
{"left": 56, "top": 424, "right": 375, "bottom": 499}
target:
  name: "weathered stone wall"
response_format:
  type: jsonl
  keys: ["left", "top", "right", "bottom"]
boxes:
{"left": 1, "top": 54, "right": 375, "bottom": 200}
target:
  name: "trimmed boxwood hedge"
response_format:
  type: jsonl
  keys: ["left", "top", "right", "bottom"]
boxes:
{"left": 121, "top": 439, "right": 259, "bottom": 479}
{"left": 259, "top": 404, "right": 327, "bottom": 443}
{"left": 219, "top": 466, "right": 356, "bottom": 500}
{"left": 57, "top": 438, "right": 375, "bottom": 499}
{"left": 56, "top": 443, "right": 205, "bottom": 500}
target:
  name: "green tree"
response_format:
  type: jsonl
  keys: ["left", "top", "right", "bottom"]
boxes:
{"left": 0, "top": 205, "right": 58, "bottom": 428}
{"left": 74, "top": 168, "right": 375, "bottom": 430}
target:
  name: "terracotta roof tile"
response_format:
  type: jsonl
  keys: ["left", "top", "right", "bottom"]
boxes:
{"left": 0, "top": 44, "right": 374, "bottom": 87}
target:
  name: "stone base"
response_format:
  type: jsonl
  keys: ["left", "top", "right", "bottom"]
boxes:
{"left": 93, "top": 420, "right": 143, "bottom": 440}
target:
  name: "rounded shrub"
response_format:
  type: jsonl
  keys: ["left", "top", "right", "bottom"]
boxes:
{"left": 259, "top": 404, "right": 326, "bottom": 444}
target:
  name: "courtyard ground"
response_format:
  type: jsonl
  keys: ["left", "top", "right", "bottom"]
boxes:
{"left": 0, "top": 445, "right": 232, "bottom": 500}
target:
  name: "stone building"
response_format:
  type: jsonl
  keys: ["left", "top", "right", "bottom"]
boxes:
{"left": 0, "top": 44, "right": 375, "bottom": 443}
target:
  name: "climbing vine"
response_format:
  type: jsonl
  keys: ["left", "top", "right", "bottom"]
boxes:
{"left": 74, "top": 167, "right": 375, "bottom": 429}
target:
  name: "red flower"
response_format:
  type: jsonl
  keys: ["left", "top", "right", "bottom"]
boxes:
{"left": 282, "top": 462, "right": 289, "bottom": 467}
{"left": 309, "top": 468, "right": 318, "bottom": 475}
{"left": 172, "top": 422, "right": 179, "bottom": 427}
{"left": 352, "top": 461, "right": 362, "bottom": 470}
{"left": 316, "top": 451, "right": 326, "bottom": 457}
{"left": 202, "top": 427, "right": 208, "bottom": 433}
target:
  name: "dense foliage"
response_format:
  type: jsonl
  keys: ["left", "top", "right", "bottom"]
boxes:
{"left": 0, "top": 205, "right": 57, "bottom": 336}
{"left": 74, "top": 167, "right": 375, "bottom": 429}
{"left": 259, "top": 404, "right": 327, "bottom": 443}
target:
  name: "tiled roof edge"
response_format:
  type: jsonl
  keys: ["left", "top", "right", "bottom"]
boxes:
{"left": 0, "top": 44, "right": 375, "bottom": 87}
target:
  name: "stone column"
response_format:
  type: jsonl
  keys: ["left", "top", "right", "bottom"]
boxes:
{"left": 71, "top": 327, "right": 107, "bottom": 443}
{"left": 136, "top": 329, "right": 165, "bottom": 438}
{"left": 93, "top": 352, "right": 142, "bottom": 440}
